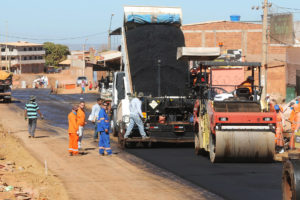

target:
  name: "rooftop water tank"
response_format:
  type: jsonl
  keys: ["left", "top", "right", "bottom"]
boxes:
{"left": 230, "top": 15, "right": 240, "bottom": 22}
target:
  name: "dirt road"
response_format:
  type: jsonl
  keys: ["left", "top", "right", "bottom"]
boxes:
{"left": 0, "top": 101, "right": 218, "bottom": 200}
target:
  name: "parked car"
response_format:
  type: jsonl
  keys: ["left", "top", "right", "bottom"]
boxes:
{"left": 76, "top": 76, "right": 88, "bottom": 87}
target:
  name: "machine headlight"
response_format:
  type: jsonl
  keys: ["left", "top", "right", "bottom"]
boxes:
{"left": 263, "top": 117, "right": 272, "bottom": 121}
{"left": 219, "top": 117, "right": 228, "bottom": 121}
{"left": 122, "top": 115, "right": 130, "bottom": 123}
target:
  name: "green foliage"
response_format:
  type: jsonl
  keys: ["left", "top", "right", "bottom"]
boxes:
{"left": 43, "top": 42, "right": 70, "bottom": 66}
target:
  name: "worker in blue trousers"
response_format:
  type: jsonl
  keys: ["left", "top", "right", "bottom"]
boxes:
{"left": 97, "top": 102, "right": 112, "bottom": 156}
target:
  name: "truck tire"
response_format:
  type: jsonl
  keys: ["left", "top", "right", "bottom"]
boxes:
{"left": 112, "top": 110, "right": 118, "bottom": 137}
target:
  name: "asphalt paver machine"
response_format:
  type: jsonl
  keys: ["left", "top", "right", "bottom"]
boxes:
{"left": 191, "top": 61, "right": 277, "bottom": 163}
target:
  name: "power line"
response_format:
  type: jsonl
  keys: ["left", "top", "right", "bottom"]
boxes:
{"left": 0, "top": 31, "right": 107, "bottom": 41}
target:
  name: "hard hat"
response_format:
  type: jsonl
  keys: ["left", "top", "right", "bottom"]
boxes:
{"left": 30, "top": 95, "right": 36, "bottom": 101}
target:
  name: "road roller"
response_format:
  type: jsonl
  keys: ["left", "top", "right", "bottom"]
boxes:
{"left": 193, "top": 61, "right": 277, "bottom": 163}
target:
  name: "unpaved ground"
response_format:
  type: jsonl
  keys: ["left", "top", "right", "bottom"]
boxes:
{"left": 0, "top": 103, "right": 218, "bottom": 200}
{"left": 0, "top": 126, "right": 68, "bottom": 200}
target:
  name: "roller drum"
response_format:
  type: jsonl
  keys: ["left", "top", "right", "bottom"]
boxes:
{"left": 211, "top": 130, "right": 275, "bottom": 162}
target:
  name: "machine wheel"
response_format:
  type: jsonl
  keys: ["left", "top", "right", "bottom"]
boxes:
{"left": 209, "top": 131, "right": 274, "bottom": 163}
{"left": 118, "top": 123, "right": 126, "bottom": 149}
{"left": 112, "top": 110, "right": 118, "bottom": 137}
{"left": 194, "top": 132, "right": 201, "bottom": 155}
{"left": 112, "top": 124, "right": 118, "bottom": 137}
{"left": 282, "top": 159, "right": 300, "bottom": 200}
{"left": 209, "top": 133, "right": 218, "bottom": 163}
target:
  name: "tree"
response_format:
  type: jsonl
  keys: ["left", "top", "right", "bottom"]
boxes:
{"left": 43, "top": 42, "right": 70, "bottom": 66}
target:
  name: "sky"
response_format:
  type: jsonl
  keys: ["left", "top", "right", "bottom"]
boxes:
{"left": 0, "top": 0, "right": 299, "bottom": 49}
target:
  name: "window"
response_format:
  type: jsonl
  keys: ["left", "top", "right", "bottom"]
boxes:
{"left": 24, "top": 48, "right": 27, "bottom": 51}
{"left": 29, "top": 56, "right": 32, "bottom": 60}
{"left": 1, "top": 48, "right": 4, "bottom": 52}
{"left": 29, "top": 47, "right": 32, "bottom": 51}
{"left": 34, "top": 47, "right": 37, "bottom": 51}
{"left": 35, "top": 56, "right": 37, "bottom": 60}
{"left": 24, "top": 57, "right": 27, "bottom": 60}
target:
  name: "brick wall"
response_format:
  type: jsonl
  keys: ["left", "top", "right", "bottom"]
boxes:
{"left": 182, "top": 21, "right": 288, "bottom": 97}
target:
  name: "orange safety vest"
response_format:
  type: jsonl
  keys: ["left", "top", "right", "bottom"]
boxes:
{"left": 68, "top": 111, "right": 78, "bottom": 134}
{"left": 294, "top": 111, "right": 300, "bottom": 131}
{"left": 289, "top": 109, "right": 296, "bottom": 132}
{"left": 193, "top": 99, "right": 200, "bottom": 125}
{"left": 77, "top": 108, "right": 86, "bottom": 127}
{"left": 239, "top": 82, "right": 252, "bottom": 93}
{"left": 275, "top": 112, "right": 284, "bottom": 147}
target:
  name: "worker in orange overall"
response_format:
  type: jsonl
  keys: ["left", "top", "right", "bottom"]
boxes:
{"left": 238, "top": 76, "right": 254, "bottom": 94}
{"left": 289, "top": 99, "right": 300, "bottom": 149}
{"left": 77, "top": 101, "right": 87, "bottom": 150}
{"left": 274, "top": 105, "right": 284, "bottom": 153}
{"left": 68, "top": 105, "right": 79, "bottom": 156}
{"left": 193, "top": 99, "right": 200, "bottom": 129}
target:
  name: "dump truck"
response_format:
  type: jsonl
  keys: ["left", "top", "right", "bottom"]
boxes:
{"left": 0, "top": 70, "right": 12, "bottom": 103}
{"left": 176, "top": 51, "right": 277, "bottom": 162}
{"left": 112, "top": 6, "right": 195, "bottom": 147}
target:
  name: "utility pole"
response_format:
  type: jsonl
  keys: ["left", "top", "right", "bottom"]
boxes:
{"left": 261, "top": 0, "right": 269, "bottom": 99}
{"left": 5, "top": 21, "right": 8, "bottom": 71}
{"left": 82, "top": 38, "right": 88, "bottom": 76}
{"left": 108, "top": 14, "right": 114, "bottom": 50}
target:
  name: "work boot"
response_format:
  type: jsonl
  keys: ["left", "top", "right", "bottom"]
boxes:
{"left": 28, "top": 135, "right": 32, "bottom": 138}
{"left": 279, "top": 148, "right": 285, "bottom": 154}
{"left": 142, "top": 136, "right": 150, "bottom": 140}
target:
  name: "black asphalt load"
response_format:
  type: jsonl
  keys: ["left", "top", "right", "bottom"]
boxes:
{"left": 11, "top": 89, "right": 283, "bottom": 200}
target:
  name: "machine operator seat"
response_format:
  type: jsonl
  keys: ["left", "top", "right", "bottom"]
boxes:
{"left": 236, "top": 87, "right": 251, "bottom": 100}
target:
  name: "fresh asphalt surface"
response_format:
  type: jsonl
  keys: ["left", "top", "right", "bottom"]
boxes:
{"left": 11, "top": 89, "right": 283, "bottom": 200}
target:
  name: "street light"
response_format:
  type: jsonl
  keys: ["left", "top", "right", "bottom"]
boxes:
{"left": 108, "top": 13, "right": 115, "bottom": 50}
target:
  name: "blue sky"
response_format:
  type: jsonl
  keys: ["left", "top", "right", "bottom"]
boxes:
{"left": 0, "top": 0, "right": 299, "bottom": 47}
